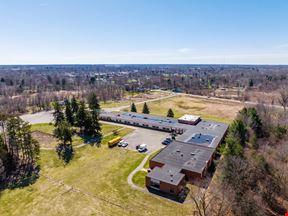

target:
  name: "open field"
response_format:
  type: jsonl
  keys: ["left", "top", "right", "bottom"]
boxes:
{"left": 0, "top": 129, "right": 193, "bottom": 216}
{"left": 31, "top": 123, "right": 123, "bottom": 148}
{"left": 128, "top": 95, "right": 243, "bottom": 124}
{"left": 101, "top": 91, "right": 172, "bottom": 108}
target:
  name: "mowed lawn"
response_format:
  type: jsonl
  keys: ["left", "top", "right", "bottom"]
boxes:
{"left": 31, "top": 123, "right": 123, "bottom": 148}
{"left": 0, "top": 130, "right": 193, "bottom": 216}
{"left": 129, "top": 95, "right": 243, "bottom": 124}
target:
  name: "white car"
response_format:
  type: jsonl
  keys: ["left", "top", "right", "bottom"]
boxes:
{"left": 118, "top": 140, "right": 124, "bottom": 147}
{"left": 137, "top": 144, "right": 147, "bottom": 152}
{"left": 121, "top": 142, "right": 128, "bottom": 147}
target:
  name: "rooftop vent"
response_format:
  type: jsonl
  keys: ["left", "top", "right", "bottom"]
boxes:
{"left": 180, "top": 153, "right": 184, "bottom": 157}
{"left": 176, "top": 149, "right": 181, "bottom": 153}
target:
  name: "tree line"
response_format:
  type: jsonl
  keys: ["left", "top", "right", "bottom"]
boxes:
{"left": 192, "top": 106, "right": 288, "bottom": 216}
{"left": 0, "top": 114, "right": 39, "bottom": 189}
{"left": 130, "top": 102, "right": 175, "bottom": 118}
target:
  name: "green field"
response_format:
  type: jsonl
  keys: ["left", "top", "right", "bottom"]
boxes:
{"left": 127, "top": 95, "right": 243, "bottom": 124}
{"left": 31, "top": 123, "right": 122, "bottom": 136}
{"left": 0, "top": 129, "right": 193, "bottom": 216}
{"left": 31, "top": 123, "right": 124, "bottom": 148}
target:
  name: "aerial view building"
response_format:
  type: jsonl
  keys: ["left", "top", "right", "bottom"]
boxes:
{"left": 100, "top": 111, "right": 228, "bottom": 195}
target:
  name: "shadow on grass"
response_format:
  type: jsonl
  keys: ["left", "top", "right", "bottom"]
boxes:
{"left": 78, "top": 133, "right": 103, "bottom": 147}
{"left": 0, "top": 164, "right": 40, "bottom": 191}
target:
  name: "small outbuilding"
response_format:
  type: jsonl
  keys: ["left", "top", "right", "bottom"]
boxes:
{"left": 178, "top": 114, "right": 201, "bottom": 125}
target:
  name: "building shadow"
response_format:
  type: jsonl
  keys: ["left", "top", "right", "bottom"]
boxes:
{"left": 147, "top": 186, "right": 190, "bottom": 203}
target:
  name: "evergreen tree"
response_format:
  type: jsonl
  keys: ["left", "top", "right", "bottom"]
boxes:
{"left": 75, "top": 101, "right": 87, "bottom": 132}
{"left": 87, "top": 92, "right": 100, "bottom": 111}
{"left": 64, "top": 99, "right": 74, "bottom": 126}
{"left": 229, "top": 119, "right": 247, "bottom": 146}
{"left": 54, "top": 121, "right": 73, "bottom": 163}
{"left": 87, "top": 93, "right": 102, "bottom": 137}
{"left": 130, "top": 103, "right": 137, "bottom": 112}
{"left": 167, "top": 108, "right": 174, "bottom": 118}
{"left": 71, "top": 96, "right": 79, "bottom": 114}
{"left": 142, "top": 102, "right": 150, "bottom": 114}
{"left": 53, "top": 121, "right": 73, "bottom": 145}
{"left": 5, "top": 117, "right": 39, "bottom": 170}
{"left": 52, "top": 102, "right": 65, "bottom": 126}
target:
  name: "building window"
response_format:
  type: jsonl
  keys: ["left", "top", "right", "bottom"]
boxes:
{"left": 170, "top": 189, "right": 174, "bottom": 194}
{"left": 150, "top": 178, "right": 160, "bottom": 190}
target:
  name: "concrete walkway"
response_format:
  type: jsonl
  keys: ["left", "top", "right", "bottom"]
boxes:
{"left": 127, "top": 152, "right": 151, "bottom": 192}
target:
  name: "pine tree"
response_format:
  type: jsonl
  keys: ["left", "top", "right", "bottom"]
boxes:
{"left": 54, "top": 121, "right": 73, "bottom": 163}
{"left": 167, "top": 108, "right": 174, "bottom": 118}
{"left": 142, "top": 102, "right": 150, "bottom": 114}
{"left": 87, "top": 92, "right": 100, "bottom": 111}
{"left": 75, "top": 101, "right": 87, "bottom": 132}
{"left": 53, "top": 121, "right": 73, "bottom": 145}
{"left": 64, "top": 99, "right": 74, "bottom": 126}
{"left": 87, "top": 93, "right": 102, "bottom": 137}
{"left": 131, "top": 103, "right": 137, "bottom": 112}
{"left": 52, "top": 101, "right": 65, "bottom": 126}
{"left": 71, "top": 96, "right": 79, "bottom": 114}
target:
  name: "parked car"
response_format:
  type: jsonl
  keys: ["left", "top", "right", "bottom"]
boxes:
{"left": 118, "top": 140, "right": 124, "bottom": 147}
{"left": 137, "top": 144, "right": 147, "bottom": 152}
{"left": 121, "top": 142, "right": 128, "bottom": 147}
{"left": 162, "top": 138, "right": 173, "bottom": 145}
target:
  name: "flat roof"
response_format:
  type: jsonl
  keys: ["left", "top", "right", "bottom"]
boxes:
{"left": 151, "top": 141, "right": 215, "bottom": 174}
{"left": 100, "top": 111, "right": 228, "bottom": 149}
{"left": 178, "top": 114, "right": 200, "bottom": 122}
{"left": 147, "top": 164, "right": 185, "bottom": 186}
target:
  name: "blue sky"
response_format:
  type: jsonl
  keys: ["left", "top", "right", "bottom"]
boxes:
{"left": 0, "top": 0, "right": 288, "bottom": 64}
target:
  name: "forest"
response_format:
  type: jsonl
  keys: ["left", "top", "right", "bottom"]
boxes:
{"left": 0, "top": 64, "right": 287, "bottom": 114}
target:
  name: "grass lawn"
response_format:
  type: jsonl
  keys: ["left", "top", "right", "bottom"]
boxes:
{"left": 129, "top": 95, "right": 243, "bottom": 124}
{"left": 0, "top": 130, "right": 193, "bottom": 216}
{"left": 132, "top": 170, "right": 147, "bottom": 188}
{"left": 31, "top": 123, "right": 124, "bottom": 148}
{"left": 144, "top": 149, "right": 162, "bottom": 169}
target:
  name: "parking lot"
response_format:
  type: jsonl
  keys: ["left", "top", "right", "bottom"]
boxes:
{"left": 122, "top": 127, "right": 169, "bottom": 153}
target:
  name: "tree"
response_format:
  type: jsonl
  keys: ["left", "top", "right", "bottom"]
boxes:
{"left": 87, "top": 92, "right": 100, "bottom": 111}
{"left": 131, "top": 103, "right": 137, "bottom": 112}
{"left": 54, "top": 121, "right": 73, "bottom": 163}
{"left": 75, "top": 101, "right": 88, "bottom": 131}
{"left": 53, "top": 121, "right": 73, "bottom": 145}
{"left": 52, "top": 101, "right": 64, "bottom": 126}
{"left": 278, "top": 88, "right": 288, "bottom": 112}
{"left": 64, "top": 99, "right": 74, "bottom": 126}
{"left": 167, "top": 108, "right": 174, "bottom": 118}
{"left": 71, "top": 96, "right": 79, "bottom": 114}
{"left": 221, "top": 135, "right": 244, "bottom": 157}
{"left": 142, "top": 102, "right": 150, "bottom": 114}
{"left": 87, "top": 93, "right": 102, "bottom": 137}
{"left": 228, "top": 119, "right": 247, "bottom": 146}
{"left": 249, "top": 79, "right": 254, "bottom": 87}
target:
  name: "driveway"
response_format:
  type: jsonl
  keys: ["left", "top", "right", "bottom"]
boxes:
{"left": 123, "top": 127, "right": 168, "bottom": 154}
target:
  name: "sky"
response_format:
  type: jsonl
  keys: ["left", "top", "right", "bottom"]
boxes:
{"left": 0, "top": 0, "right": 288, "bottom": 65}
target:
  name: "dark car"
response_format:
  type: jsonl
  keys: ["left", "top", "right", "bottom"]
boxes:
{"left": 162, "top": 138, "right": 172, "bottom": 145}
